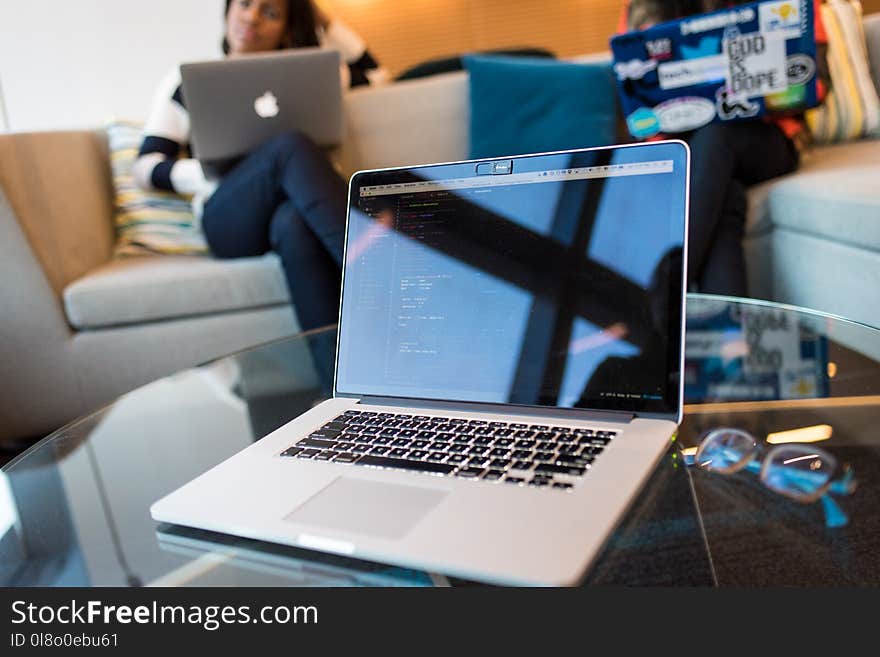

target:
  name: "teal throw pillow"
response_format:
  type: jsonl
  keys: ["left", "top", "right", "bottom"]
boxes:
{"left": 463, "top": 55, "right": 618, "bottom": 159}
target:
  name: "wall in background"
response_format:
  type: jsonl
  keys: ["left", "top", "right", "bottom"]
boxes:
{"left": 0, "top": 0, "right": 223, "bottom": 133}
{"left": 1, "top": 0, "right": 878, "bottom": 133}
{"left": 321, "top": 0, "right": 621, "bottom": 78}
{"left": 322, "top": 0, "right": 880, "bottom": 77}
{"left": 0, "top": 75, "right": 8, "bottom": 132}
{"left": 0, "top": 0, "right": 623, "bottom": 132}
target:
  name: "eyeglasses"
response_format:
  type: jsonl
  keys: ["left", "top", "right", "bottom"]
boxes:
{"left": 681, "top": 428, "right": 858, "bottom": 528}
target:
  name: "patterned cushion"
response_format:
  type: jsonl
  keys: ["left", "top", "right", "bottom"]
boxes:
{"left": 807, "top": 0, "right": 880, "bottom": 143}
{"left": 106, "top": 121, "right": 208, "bottom": 256}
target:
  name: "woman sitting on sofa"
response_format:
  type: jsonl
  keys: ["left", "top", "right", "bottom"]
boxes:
{"left": 134, "top": 0, "right": 387, "bottom": 332}
{"left": 621, "top": 0, "right": 828, "bottom": 297}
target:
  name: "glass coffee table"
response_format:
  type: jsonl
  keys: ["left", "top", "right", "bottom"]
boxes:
{"left": 3, "top": 295, "right": 879, "bottom": 586}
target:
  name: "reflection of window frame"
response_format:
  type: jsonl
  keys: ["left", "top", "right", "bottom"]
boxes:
{"left": 349, "top": 150, "right": 679, "bottom": 407}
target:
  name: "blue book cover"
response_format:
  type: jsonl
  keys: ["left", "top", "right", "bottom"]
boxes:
{"left": 611, "top": 0, "right": 819, "bottom": 138}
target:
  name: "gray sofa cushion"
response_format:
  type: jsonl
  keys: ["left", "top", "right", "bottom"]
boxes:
{"left": 767, "top": 229, "right": 880, "bottom": 329}
{"left": 766, "top": 165, "right": 880, "bottom": 251}
{"left": 64, "top": 254, "right": 290, "bottom": 330}
{"left": 746, "top": 137, "right": 880, "bottom": 237}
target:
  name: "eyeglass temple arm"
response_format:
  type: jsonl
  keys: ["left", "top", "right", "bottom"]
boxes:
{"left": 831, "top": 468, "right": 857, "bottom": 495}
{"left": 820, "top": 494, "right": 849, "bottom": 529}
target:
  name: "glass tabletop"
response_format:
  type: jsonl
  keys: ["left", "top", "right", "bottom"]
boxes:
{"left": 3, "top": 294, "right": 879, "bottom": 587}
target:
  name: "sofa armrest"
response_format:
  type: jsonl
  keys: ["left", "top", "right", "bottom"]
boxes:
{"left": 0, "top": 188, "right": 84, "bottom": 443}
{"left": 0, "top": 130, "right": 115, "bottom": 298}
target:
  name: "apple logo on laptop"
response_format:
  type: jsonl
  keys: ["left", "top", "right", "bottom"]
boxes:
{"left": 254, "top": 91, "right": 279, "bottom": 118}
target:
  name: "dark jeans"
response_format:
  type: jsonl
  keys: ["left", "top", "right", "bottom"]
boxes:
{"left": 685, "top": 121, "right": 799, "bottom": 296}
{"left": 202, "top": 132, "right": 347, "bottom": 332}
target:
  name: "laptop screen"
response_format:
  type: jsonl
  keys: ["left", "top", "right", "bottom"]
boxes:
{"left": 337, "top": 142, "right": 688, "bottom": 416}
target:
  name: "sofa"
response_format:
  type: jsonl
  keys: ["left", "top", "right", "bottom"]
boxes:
{"left": 2, "top": 14, "right": 879, "bottom": 444}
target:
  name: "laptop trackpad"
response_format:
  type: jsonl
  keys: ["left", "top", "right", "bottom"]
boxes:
{"left": 284, "top": 477, "right": 448, "bottom": 540}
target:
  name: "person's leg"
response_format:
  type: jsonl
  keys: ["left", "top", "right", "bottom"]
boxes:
{"left": 727, "top": 121, "right": 799, "bottom": 186}
{"left": 201, "top": 150, "right": 282, "bottom": 259}
{"left": 201, "top": 132, "right": 348, "bottom": 334}
{"left": 269, "top": 200, "right": 342, "bottom": 332}
{"left": 201, "top": 131, "right": 348, "bottom": 264}
{"left": 268, "top": 132, "right": 348, "bottom": 266}
{"left": 698, "top": 179, "right": 748, "bottom": 295}
{"left": 686, "top": 124, "right": 736, "bottom": 290}
{"left": 270, "top": 201, "right": 340, "bottom": 394}
{"left": 685, "top": 121, "right": 798, "bottom": 292}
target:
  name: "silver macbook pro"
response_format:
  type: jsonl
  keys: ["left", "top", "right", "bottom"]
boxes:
{"left": 151, "top": 141, "right": 690, "bottom": 586}
{"left": 180, "top": 47, "right": 343, "bottom": 177}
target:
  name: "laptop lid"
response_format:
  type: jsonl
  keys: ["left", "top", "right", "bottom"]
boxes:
{"left": 180, "top": 48, "right": 343, "bottom": 175}
{"left": 337, "top": 142, "right": 689, "bottom": 421}
{"left": 611, "top": 0, "right": 819, "bottom": 139}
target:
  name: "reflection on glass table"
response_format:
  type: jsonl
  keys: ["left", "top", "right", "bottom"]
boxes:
{"left": 2, "top": 296, "right": 879, "bottom": 587}
{"left": 681, "top": 426, "right": 858, "bottom": 528}
{"left": 678, "top": 297, "right": 880, "bottom": 586}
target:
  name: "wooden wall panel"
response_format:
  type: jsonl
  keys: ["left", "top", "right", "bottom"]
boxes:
{"left": 321, "top": 0, "right": 880, "bottom": 79}
{"left": 320, "top": 0, "right": 623, "bottom": 77}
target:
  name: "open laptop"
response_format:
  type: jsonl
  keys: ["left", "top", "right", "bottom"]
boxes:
{"left": 151, "top": 141, "right": 690, "bottom": 586}
{"left": 180, "top": 47, "right": 343, "bottom": 177}
{"left": 611, "top": 0, "right": 820, "bottom": 138}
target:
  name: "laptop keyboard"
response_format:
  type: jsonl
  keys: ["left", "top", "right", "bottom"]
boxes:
{"left": 279, "top": 410, "right": 617, "bottom": 491}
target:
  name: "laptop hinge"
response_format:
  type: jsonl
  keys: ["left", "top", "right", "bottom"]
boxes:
{"left": 344, "top": 395, "right": 636, "bottom": 425}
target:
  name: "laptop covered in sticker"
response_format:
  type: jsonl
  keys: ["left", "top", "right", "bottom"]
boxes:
{"left": 611, "top": 0, "right": 820, "bottom": 138}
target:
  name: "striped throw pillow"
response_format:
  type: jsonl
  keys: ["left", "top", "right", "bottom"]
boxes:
{"left": 107, "top": 121, "right": 209, "bottom": 256}
{"left": 806, "top": 0, "right": 880, "bottom": 143}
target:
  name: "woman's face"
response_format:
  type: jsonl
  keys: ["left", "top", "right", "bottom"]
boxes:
{"left": 226, "top": 0, "right": 289, "bottom": 55}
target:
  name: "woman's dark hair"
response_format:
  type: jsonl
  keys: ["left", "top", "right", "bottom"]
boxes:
{"left": 222, "top": 0, "right": 320, "bottom": 54}
{"left": 627, "top": 0, "right": 706, "bottom": 28}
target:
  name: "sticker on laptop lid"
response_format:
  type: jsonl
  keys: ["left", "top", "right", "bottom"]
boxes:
{"left": 658, "top": 55, "right": 728, "bottom": 90}
{"left": 653, "top": 96, "right": 716, "bottom": 132}
{"left": 626, "top": 107, "right": 662, "bottom": 138}
{"left": 759, "top": 0, "right": 804, "bottom": 38}
{"left": 765, "top": 84, "right": 807, "bottom": 110}
{"left": 786, "top": 54, "right": 816, "bottom": 86}
{"left": 724, "top": 31, "right": 789, "bottom": 98}
{"left": 614, "top": 58, "right": 658, "bottom": 81}
{"left": 716, "top": 87, "right": 760, "bottom": 120}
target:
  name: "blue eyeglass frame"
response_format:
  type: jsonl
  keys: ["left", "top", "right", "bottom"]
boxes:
{"left": 681, "top": 428, "right": 858, "bottom": 529}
